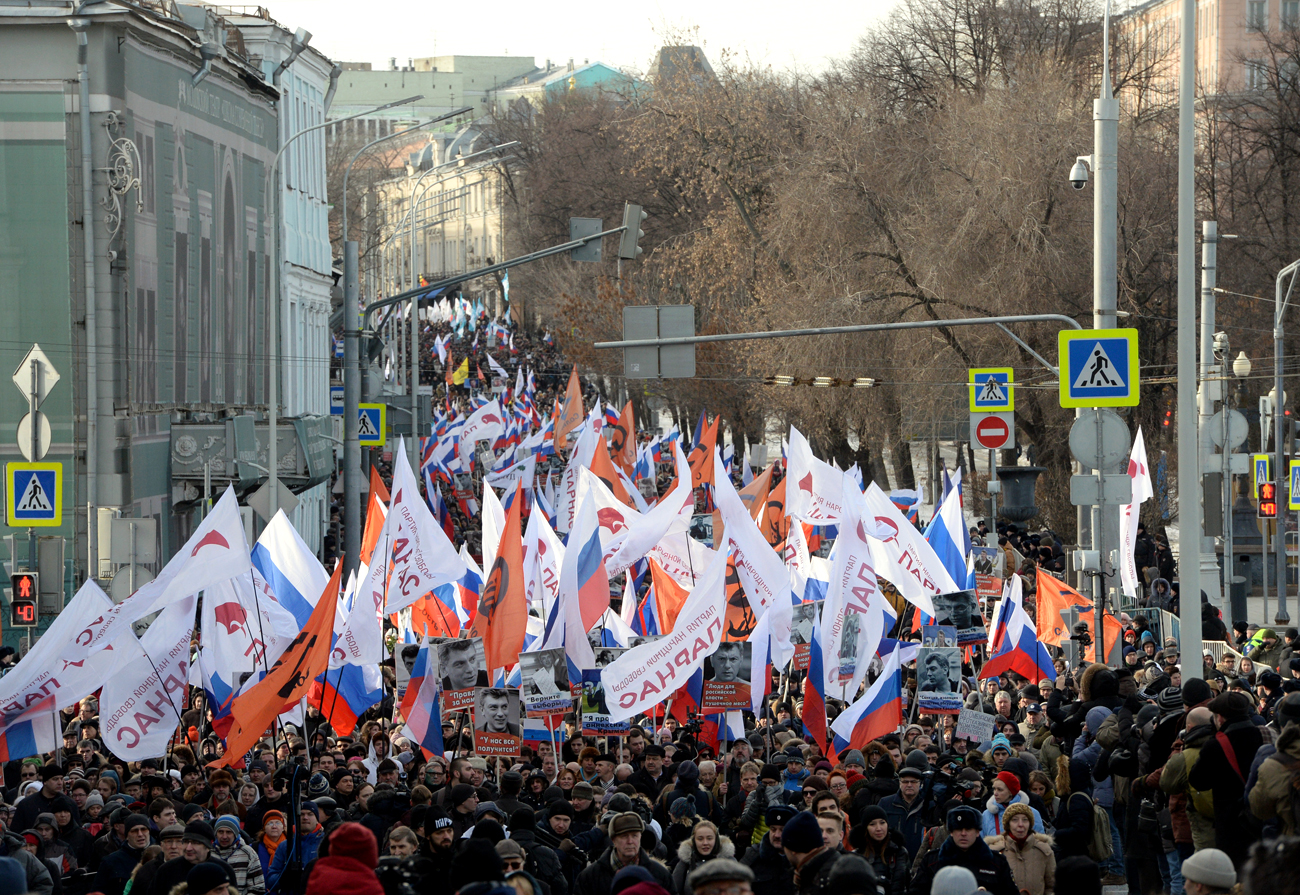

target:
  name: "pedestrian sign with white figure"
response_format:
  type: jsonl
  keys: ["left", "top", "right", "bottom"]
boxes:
{"left": 6, "top": 462, "right": 61, "bottom": 527}
{"left": 358, "top": 403, "right": 385, "bottom": 447}
{"left": 1059, "top": 328, "right": 1140, "bottom": 408}
{"left": 968, "top": 368, "right": 1014, "bottom": 412}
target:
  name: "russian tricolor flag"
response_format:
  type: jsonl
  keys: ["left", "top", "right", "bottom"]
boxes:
{"left": 924, "top": 484, "right": 973, "bottom": 591}
{"left": 981, "top": 577, "right": 1056, "bottom": 683}
{"left": 830, "top": 644, "right": 905, "bottom": 754}
{"left": 801, "top": 610, "right": 832, "bottom": 759}
{"left": 0, "top": 705, "right": 58, "bottom": 762}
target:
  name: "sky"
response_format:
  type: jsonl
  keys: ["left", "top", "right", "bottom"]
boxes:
{"left": 263, "top": 0, "right": 897, "bottom": 77}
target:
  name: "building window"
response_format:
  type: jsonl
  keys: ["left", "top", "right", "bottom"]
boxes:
{"left": 1246, "top": 59, "right": 1270, "bottom": 89}
{"left": 1249, "top": 0, "right": 1268, "bottom": 30}
{"left": 1284, "top": 0, "right": 1299, "bottom": 26}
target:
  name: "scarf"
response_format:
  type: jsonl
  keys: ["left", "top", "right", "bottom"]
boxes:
{"left": 791, "top": 845, "right": 827, "bottom": 890}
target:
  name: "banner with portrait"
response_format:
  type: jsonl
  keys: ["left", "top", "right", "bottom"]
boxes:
{"left": 701, "top": 641, "right": 752, "bottom": 711}
{"left": 519, "top": 648, "right": 573, "bottom": 718}
{"left": 931, "top": 590, "right": 986, "bottom": 646}
{"left": 435, "top": 637, "right": 489, "bottom": 712}
{"left": 790, "top": 602, "right": 819, "bottom": 671}
{"left": 916, "top": 646, "right": 963, "bottom": 714}
{"left": 581, "top": 649, "right": 632, "bottom": 735}
{"left": 472, "top": 687, "right": 522, "bottom": 756}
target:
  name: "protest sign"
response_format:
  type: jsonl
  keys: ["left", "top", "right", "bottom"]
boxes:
{"left": 916, "top": 646, "right": 963, "bottom": 714}
{"left": 520, "top": 648, "right": 573, "bottom": 717}
{"left": 472, "top": 688, "right": 522, "bottom": 756}
{"left": 436, "top": 637, "right": 489, "bottom": 712}
{"left": 955, "top": 708, "right": 996, "bottom": 743}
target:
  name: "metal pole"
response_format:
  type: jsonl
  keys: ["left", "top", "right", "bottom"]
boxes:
{"left": 1274, "top": 260, "right": 1300, "bottom": 625}
{"left": 1177, "top": 0, "right": 1203, "bottom": 656}
{"left": 343, "top": 240, "right": 362, "bottom": 583}
{"left": 1197, "top": 222, "right": 1223, "bottom": 609}
{"left": 29, "top": 360, "right": 38, "bottom": 572}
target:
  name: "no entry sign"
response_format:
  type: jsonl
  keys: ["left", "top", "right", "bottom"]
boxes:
{"left": 971, "top": 411, "right": 1015, "bottom": 450}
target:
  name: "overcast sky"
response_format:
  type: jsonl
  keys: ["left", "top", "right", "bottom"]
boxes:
{"left": 264, "top": 0, "right": 895, "bottom": 76}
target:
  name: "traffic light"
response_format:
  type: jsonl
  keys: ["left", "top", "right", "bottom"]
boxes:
{"left": 1259, "top": 481, "right": 1279, "bottom": 519}
{"left": 9, "top": 573, "right": 37, "bottom": 627}
{"left": 617, "top": 202, "right": 647, "bottom": 260}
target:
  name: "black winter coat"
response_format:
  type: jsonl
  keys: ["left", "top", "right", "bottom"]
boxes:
{"left": 575, "top": 848, "right": 675, "bottom": 895}
{"left": 741, "top": 834, "right": 791, "bottom": 895}
{"left": 909, "top": 835, "right": 1017, "bottom": 895}
{"left": 862, "top": 833, "right": 911, "bottom": 895}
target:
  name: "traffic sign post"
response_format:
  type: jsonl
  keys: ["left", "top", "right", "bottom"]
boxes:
{"left": 358, "top": 403, "right": 386, "bottom": 447}
{"left": 1289, "top": 460, "right": 1300, "bottom": 511}
{"left": 1254, "top": 453, "right": 1273, "bottom": 498}
{"left": 6, "top": 462, "right": 61, "bottom": 527}
{"left": 1059, "top": 328, "right": 1140, "bottom": 407}
{"left": 970, "top": 411, "right": 1015, "bottom": 450}
{"left": 330, "top": 385, "right": 345, "bottom": 415}
{"left": 969, "top": 368, "right": 1014, "bottom": 412}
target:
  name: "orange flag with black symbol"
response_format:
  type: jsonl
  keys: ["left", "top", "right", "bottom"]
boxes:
{"left": 610, "top": 401, "right": 637, "bottom": 474}
{"left": 555, "top": 367, "right": 585, "bottom": 450}
{"left": 687, "top": 415, "right": 720, "bottom": 490}
{"left": 471, "top": 483, "right": 527, "bottom": 673}
{"left": 211, "top": 564, "right": 341, "bottom": 767}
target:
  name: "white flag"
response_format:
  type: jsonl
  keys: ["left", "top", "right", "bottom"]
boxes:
{"left": 785, "top": 426, "right": 845, "bottom": 524}
{"left": 600, "top": 545, "right": 729, "bottom": 721}
{"left": 460, "top": 398, "right": 505, "bottom": 447}
{"left": 823, "top": 476, "right": 889, "bottom": 698}
{"left": 1120, "top": 428, "right": 1153, "bottom": 600}
{"left": 71, "top": 487, "right": 252, "bottom": 655}
{"left": 862, "top": 482, "right": 951, "bottom": 616}
{"left": 100, "top": 595, "right": 196, "bottom": 759}
{"left": 384, "top": 439, "right": 467, "bottom": 613}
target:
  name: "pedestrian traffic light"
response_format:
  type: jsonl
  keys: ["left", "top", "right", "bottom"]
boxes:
{"left": 618, "top": 202, "right": 647, "bottom": 260}
{"left": 1259, "top": 481, "right": 1279, "bottom": 519}
{"left": 9, "top": 573, "right": 37, "bottom": 627}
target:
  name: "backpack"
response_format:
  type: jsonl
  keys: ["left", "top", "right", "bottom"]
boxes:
{"left": 1183, "top": 743, "right": 1215, "bottom": 817}
{"left": 1071, "top": 792, "right": 1113, "bottom": 863}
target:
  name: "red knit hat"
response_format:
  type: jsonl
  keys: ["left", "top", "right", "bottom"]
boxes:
{"left": 996, "top": 771, "right": 1021, "bottom": 796}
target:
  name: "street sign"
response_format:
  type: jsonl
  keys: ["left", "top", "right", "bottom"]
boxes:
{"left": 330, "top": 385, "right": 344, "bottom": 415}
{"left": 1070, "top": 474, "right": 1133, "bottom": 506}
{"left": 358, "top": 403, "right": 385, "bottom": 447}
{"left": 15, "top": 411, "right": 51, "bottom": 462}
{"left": 968, "top": 368, "right": 1014, "bottom": 412}
{"left": 1290, "top": 460, "right": 1300, "bottom": 511}
{"left": 1059, "top": 328, "right": 1140, "bottom": 407}
{"left": 6, "top": 462, "right": 61, "bottom": 527}
{"left": 1209, "top": 409, "right": 1249, "bottom": 450}
{"left": 334, "top": 337, "right": 344, "bottom": 359}
{"left": 1254, "top": 453, "right": 1273, "bottom": 497}
{"left": 622, "top": 305, "right": 695, "bottom": 380}
{"left": 1067, "top": 409, "right": 1131, "bottom": 472}
{"left": 970, "top": 411, "right": 1014, "bottom": 450}
{"left": 11, "top": 343, "right": 59, "bottom": 405}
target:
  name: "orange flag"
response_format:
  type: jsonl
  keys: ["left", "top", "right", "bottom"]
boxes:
{"left": 723, "top": 553, "right": 758, "bottom": 641}
{"left": 444, "top": 349, "right": 455, "bottom": 385}
{"left": 212, "top": 565, "right": 340, "bottom": 767}
{"left": 1035, "top": 569, "right": 1092, "bottom": 647}
{"left": 1085, "top": 612, "right": 1123, "bottom": 664}
{"left": 555, "top": 367, "right": 584, "bottom": 449}
{"left": 360, "top": 467, "right": 390, "bottom": 566}
{"left": 610, "top": 401, "right": 637, "bottom": 474}
{"left": 471, "top": 483, "right": 527, "bottom": 673}
{"left": 718, "top": 462, "right": 775, "bottom": 548}
{"left": 757, "top": 477, "right": 790, "bottom": 553}
{"left": 409, "top": 591, "right": 461, "bottom": 639}
{"left": 647, "top": 558, "right": 690, "bottom": 630}
{"left": 687, "top": 416, "right": 721, "bottom": 490}
{"left": 590, "top": 442, "right": 634, "bottom": 507}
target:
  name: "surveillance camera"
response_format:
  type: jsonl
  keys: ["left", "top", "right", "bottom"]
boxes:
{"left": 1069, "top": 159, "right": 1089, "bottom": 191}
{"left": 1214, "top": 331, "right": 1229, "bottom": 351}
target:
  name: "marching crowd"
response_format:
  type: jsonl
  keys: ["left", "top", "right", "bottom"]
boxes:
{"left": 1, "top": 319, "right": 1298, "bottom": 895}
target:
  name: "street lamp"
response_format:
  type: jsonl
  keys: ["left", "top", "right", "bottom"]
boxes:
{"left": 1273, "top": 257, "right": 1300, "bottom": 624}
{"left": 263, "top": 93, "right": 423, "bottom": 522}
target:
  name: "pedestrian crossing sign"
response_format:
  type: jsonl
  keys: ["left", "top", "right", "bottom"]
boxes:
{"left": 6, "top": 462, "right": 61, "bottom": 527}
{"left": 358, "top": 403, "right": 385, "bottom": 448}
{"left": 969, "top": 368, "right": 1014, "bottom": 412}
{"left": 1059, "top": 328, "right": 1140, "bottom": 408}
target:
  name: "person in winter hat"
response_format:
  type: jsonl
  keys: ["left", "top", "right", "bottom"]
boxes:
{"left": 909, "top": 805, "right": 1017, "bottom": 895}
{"left": 983, "top": 802, "right": 1054, "bottom": 895}
{"left": 981, "top": 771, "right": 1044, "bottom": 837}
{"left": 779, "top": 810, "right": 838, "bottom": 895}
{"left": 303, "top": 821, "right": 383, "bottom": 895}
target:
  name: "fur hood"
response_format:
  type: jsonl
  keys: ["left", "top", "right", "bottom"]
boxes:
{"left": 985, "top": 832, "right": 1055, "bottom": 855}
{"left": 676, "top": 835, "right": 735, "bottom": 865}
{"left": 1079, "top": 663, "right": 1118, "bottom": 702}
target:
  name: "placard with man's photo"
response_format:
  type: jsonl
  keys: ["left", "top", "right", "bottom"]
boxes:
{"left": 916, "top": 646, "right": 963, "bottom": 714}
{"left": 435, "top": 637, "right": 489, "bottom": 712}
{"left": 790, "top": 602, "right": 819, "bottom": 671}
{"left": 931, "top": 590, "right": 987, "bottom": 645}
{"left": 472, "top": 688, "right": 522, "bottom": 756}
{"left": 580, "top": 649, "right": 631, "bottom": 735}
{"left": 921, "top": 625, "right": 957, "bottom": 648}
{"left": 701, "top": 641, "right": 752, "bottom": 711}
{"left": 519, "top": 648, "right": 573, "bottom": 717}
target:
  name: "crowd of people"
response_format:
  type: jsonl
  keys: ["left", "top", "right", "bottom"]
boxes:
{"left": 1, "top": 316, "right": 1298, "bottom": 895}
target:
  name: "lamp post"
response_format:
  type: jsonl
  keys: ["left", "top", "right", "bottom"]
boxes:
{"left": 1218, "top": 343, "right": 1251, "bottom": 625}
{"left": 338, "top": 105, "right": 469, "bottom": 581}
{"left": 264, "top": 94, "right": 422, "bottom": 523}
{"left": 1274, "top": 259, "right": 1300, "bottom": 624}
